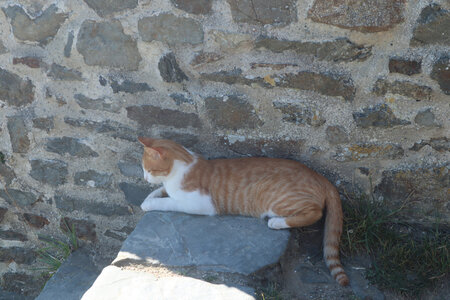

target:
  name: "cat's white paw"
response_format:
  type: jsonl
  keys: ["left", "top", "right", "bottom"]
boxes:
{"left": 268, "top": 217, "right": 288, "bottom": 230}
{"left": 148, "top": 187, "right": 164, "bottom": 198}
{"left": 140, "top": 198, "right": 155, "bottom": 211}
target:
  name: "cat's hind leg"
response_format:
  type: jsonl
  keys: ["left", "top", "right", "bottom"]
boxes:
{"left": 268, "top": 201, "right": 322, "bottom": 229}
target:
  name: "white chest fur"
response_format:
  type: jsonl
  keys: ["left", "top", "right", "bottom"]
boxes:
{"left": 142, "top": 159, "right": 216, "bottom": 216}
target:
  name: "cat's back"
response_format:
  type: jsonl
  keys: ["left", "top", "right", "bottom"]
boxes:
{"left": 210, "top": 156, "right": 320, "bottom": 178}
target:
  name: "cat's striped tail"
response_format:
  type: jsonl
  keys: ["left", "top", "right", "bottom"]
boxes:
{"left": 323, "top": 187, "right": 349, "bottom": 286}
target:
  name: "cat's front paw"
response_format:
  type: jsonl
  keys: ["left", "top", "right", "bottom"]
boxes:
{"left": 140, "top": 198, "right": 155, "bottom": 211}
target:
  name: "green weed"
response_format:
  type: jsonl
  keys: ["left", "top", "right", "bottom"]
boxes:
{"left": 256, "top": 282, "right": 284, "bottom": 300}
{"left": 341, "top": 193, "right": 449, "bottom": 296}
{"left": 36, "top": 221, "right": 78, "bottom": 275}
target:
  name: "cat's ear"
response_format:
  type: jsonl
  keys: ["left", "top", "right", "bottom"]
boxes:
{"left": 144, "top": 147, "right": 165, "bottom": 160}
{"left": 138, "top": 137, "right": 154, "bottom": 148}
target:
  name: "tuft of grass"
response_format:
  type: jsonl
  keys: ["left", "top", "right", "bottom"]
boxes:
{"left": 341, "top": 193, "right": 449, "bottom": 296}
{"left": 0, "top": 151, "right": 5, "bottom": 164}
{"left": 256, "top": 282, "right": 284, "bottom": 300}
{"left": 36, "top": 221, "right": 78, "bottom": 275}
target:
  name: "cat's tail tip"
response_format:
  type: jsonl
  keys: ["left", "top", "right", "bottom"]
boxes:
{"left": 336, "top": 271, "right": 350, "bottom": 286}
{"left": 325, "top": 251, "right": 350, "bottom": 286}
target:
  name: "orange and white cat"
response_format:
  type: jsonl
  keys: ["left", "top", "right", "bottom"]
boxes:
{"left": 138, "top": 137, "right": 349, "bottom": 286}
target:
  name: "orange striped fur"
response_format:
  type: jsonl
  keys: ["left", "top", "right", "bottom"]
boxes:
{"left": 138, "top": 137, "right": 349, "bottom": 286}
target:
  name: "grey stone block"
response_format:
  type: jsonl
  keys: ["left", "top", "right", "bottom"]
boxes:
{"left": 76, "top": 20, "right": 141, "bottom": 71}
{"left": 114, "top": 212, "right": 290, "bottom": 275}
{"left": 36, "top": 249, "right": 101, "bottom": 300}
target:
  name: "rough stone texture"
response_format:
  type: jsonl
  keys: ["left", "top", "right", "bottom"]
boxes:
{"left": 414, "top": 108, "right": 439, "bottom": 127}
{"left": 46, "top": 137, "right": 98, "bottom": 158}
{"left": 127, "top": 105, "right": 202, "bottom": 129}
{"left": 64, "top": 32, "right": 74, "bottom": 58}
{"left": 250, "top": 63, "right": 298, "bottom": 70}
{"left": 0, "top": 272, "right": 44, "bottom": 297}
{"left": 47, "top": 64, "right": 83, "bottom": 81}
{"left": 221, "top": 137, "right": 304, "bottom": 160}
{"left": 138, "top": 14, "right": 204, "bottom": 45}
{"left": 191, "top": 52, "right": 224, "bottom": 66}
{"left": 0, "top": 208, "right": 6, "bottom": 222}
{"left": 308, "top": 0, "right": 405, "bottom": 32}
{"left": 104, "top": 230, "right": 126, "bottom": 241}
{"left": 205, "top": 96, "right": 262, "bottom": 130}
{"left": 0, "top": 230, "right": 27, "bottom": 241}
{"left": 0, "top": 68, "right": 35, "bottom": 107}
{"left": 83, "top": 0, "right": 138, "bottom": 17}
{"left": 353, "top": 104, "right": 410, "bottom": 128}
{"left": 334, "top": 143, "right": 404, "bottom": 162}
{"left": 118, "top": 162, "right": 142, "bottom": 178}
{"left": 430, "top": 56, "right": 450, "bottom": 95}
{"left": 114, "top": 212, "right": 290, "bottom": 274}
{"left": 77, "top": 20, "right": 141, "bottom": 71}
{"left": 110, "top": 80, "right": 154, "bottom": 94}
{"left": 118, "top": 183, "right": 152, "bottom": 206}
{"left": 410, "top": 4, "right": 450, "bottom": 46}
{"left": 170, "top": 93, "right": 194, "bottom": 105}
{"left": 375, "top": 164, "right": 450, "bottom": 223}
{"left": 29, "top": 159, "right": 68, "bottom": 187}
{"left": 32, "top": 117, "right": 54, "bottom": 131}
{"left": 325, "top": 126, "right": 349, "bottom": 145}
{"left": 0, "top": 163, "right": 15, "bottom": 186}
{"left": 255, "top": 37, "right": 372, "bottom": 62}
{"left": 2, "top": 5, "right": 67, "bottom": 45}
{"left": 158, "top": 53, "right": 188, "bottom": 83}
{"left": 278, "top": 72, "right": 355, "bottom": 102}
{"left": 227, "top": 0, "right": 297, "bottom": 26}
{"left": 74, "top": 170, "right": 112, "bottom": 188}
{"left": 13, "top": 57, "right": 41, "bottom": 68}
{"left": 7, "top": 116, "right": 30, "bottom": 153}
{"left": 23, "top": 213, "right": 49, "bottom": 229}
{"left": 159, "top": 132, "right": 200, "bottom": 149}
{"left": 200, "top": 68, "right": 257, "bottom": 86}
{"left": 410, "top": 137, "right": 449, "bottom": 152}
{"left": 0, "top": 41, "right": 7, "bottom": 54}
{"left": 209, "top": 30, "right": 254, "bottom": 53}
{"left": 388, "top": 58, "right": 421, "bottom": 76}
{"left": 55, "top": 194, "right": 130, "bottom": 217}
{"left": 99, "top": 76, "right": 107, "bottom": 86}
{"left": 74, "top": 94, "right": 121, "bottom": 113}
{"left": 64, "top": 118, "right": 136, "bottom": 141}
{"left": 171, "top": 0, "right": 212, "bottom": 15}
{"left": 0, "top": 189, "right": 36, "bottom": 207}
{"left": 201, "top": 70, "right": 355, "bottom": 101}
{"left": 0, "top": 247, "right": 35, "bottom": 264}
{"left": 273, "top": 102, "right": 325, "bottom": 127}
{"left": 36, "top": 249, "right": 102, "bottom": 300}
{"left": 60, "top": 217, "right": 97, "bottom": 242}
{"left": 373, "top": 79, "right": 432, "bottom": 101}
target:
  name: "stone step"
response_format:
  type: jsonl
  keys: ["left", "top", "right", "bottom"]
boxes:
{"left": 82, "top": 212, "right": 291, "bottom": 300}
{"left": 36, "top": 249, "right": 102, "bottom": 300}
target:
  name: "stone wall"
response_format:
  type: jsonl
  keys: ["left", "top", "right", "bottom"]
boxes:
{"left": 0, "top": 0, "right": 448, "bottom": 297}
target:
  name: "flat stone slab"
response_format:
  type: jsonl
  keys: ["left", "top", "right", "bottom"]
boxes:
{"left": 82, "top": 266, "right": 254, "bottom": 300}
{"left": 36, "top": 249, "right": 101, "bottom": 300}
{"left": 113, "top": 212, "right": 291, "bottom": 275}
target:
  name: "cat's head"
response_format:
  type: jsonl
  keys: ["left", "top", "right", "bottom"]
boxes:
{"left": 138, "top": 137, "right": 194, "bottom": 184}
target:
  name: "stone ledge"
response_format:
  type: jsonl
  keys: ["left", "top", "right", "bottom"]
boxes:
{"left": 82, "top": 211, "right": 291, "bottom": 299}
